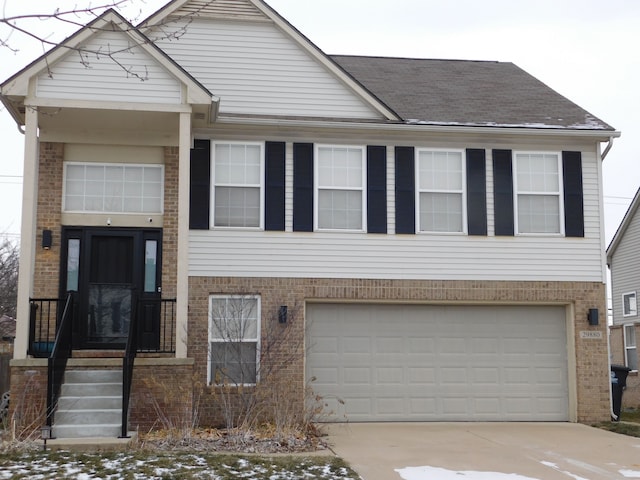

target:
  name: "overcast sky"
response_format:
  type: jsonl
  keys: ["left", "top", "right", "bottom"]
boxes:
{"left": 0, "top": 0, "right": 638, "bottom": 245}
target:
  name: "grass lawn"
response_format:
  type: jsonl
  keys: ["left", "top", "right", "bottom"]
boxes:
{"left": 0, "top": 451, "right": 360, "bottom": 479}
{"left": 594, "top": 408, "right": 640, "bottom": 437}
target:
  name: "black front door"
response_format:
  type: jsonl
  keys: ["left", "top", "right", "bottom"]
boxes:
{"left": 61, "top": 228, "right": 162, "bottom": 350}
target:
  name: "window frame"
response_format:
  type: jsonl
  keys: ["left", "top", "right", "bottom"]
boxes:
{"left": 208, "top": 294, "right": 261, "bottom": 386}
{"left": 62, "top": 162, "right": 165, "bottom": 214}
{"left": 624, "top": 323, "right": 638, "bottom": 372}
{"left": 210, "top": 141, "right": 265, "bottom": 230}
{"left": 513, "top": 151, "right": 565, "bottom": 236}
{"left": 314, "top": 144, "right": 367, "bottom": 232}
{"left": 623, "top": 291, "right": 638, "bottom": 317}
{"left": 415, "top": 148, "right": 467, "bottom": 234}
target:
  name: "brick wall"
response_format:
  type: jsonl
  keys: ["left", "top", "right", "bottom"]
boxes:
{"left": 161, "top": 147, "right": 179, "bottom": 299}
{"left": 189, "top": 277, "right": 610, "bottom": 424}
{"left": 7, "top": 363, "right": 47, "bottom": 440}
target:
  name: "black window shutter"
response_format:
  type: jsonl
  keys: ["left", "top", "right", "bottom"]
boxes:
{"left": 189, "top": 139, "right": 211, "bottom": 230}
{"left": 293, "top": 143, "right": 314, "bottom": 232}
{"left": 492, "top": 149, "right": 514, "bottom": 236}
{"left": 562, "top": 151, "right": 584, "bottom": 237}
{"left": 395, "top": 146, "right": 415, "bottom": 234}
{"left": 367, "top": 145, "right": 387, "bottom": 234}
{"left": 466, "top": 149, "right": 487, "bottom": 236}
{"left": 265, "top": 141, "right": 286, "bottom": 231}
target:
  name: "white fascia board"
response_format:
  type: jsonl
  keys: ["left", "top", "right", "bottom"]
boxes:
{"left": 27, "top": 97, "right": 194, "bottom": 113}
{"left": 216, "top": 114, "right": 621, "bottom": 140}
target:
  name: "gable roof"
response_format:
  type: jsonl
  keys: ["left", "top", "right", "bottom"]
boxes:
{"left": 332, "top": 55, "right": 614, "bottom": 131}
{"left": 0, "top": 9, "right": 216, "bottom": 126}
{"left": 607, "top": 187, "right": 640, "bottom": 263}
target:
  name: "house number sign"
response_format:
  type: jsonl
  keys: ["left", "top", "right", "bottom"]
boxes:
{"left": 579, "top": 331, "right": 602, "bottom": 339}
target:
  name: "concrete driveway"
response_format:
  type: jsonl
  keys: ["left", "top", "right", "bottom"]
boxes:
{"left": 325, "top": 423, "right": 640, "bottom": 480}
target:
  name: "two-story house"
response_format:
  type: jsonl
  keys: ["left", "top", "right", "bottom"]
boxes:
{"left": 1, "top": 0, "right": 618, "bottom": 438}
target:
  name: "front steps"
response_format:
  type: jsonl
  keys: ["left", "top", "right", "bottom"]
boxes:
{"left": 52, "top": 369, "right": 124, "bottom": 439}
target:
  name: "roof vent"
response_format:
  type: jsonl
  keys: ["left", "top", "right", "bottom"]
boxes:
{"left": 193, "top": 112, "right": 206, "bottom": 120}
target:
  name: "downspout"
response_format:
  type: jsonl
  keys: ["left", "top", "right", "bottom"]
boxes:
{"left": 17, "top": 124, "right": 25, "bottom": 135}
{"left": 601, "top": 136, "right": 614, "bottom": 160}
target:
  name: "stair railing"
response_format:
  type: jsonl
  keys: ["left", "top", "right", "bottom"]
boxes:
{"left": 121, "top": 290, "right": 139, "bottom": 438}
{"left": 46, "top": 292, "right": 75, "bottom": 430}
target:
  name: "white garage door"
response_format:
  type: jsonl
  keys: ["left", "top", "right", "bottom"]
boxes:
{"left": 306, "top": 304, "right": 569, "bottom": 422}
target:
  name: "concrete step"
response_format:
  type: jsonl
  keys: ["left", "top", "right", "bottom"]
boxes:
{"left": 55, "top": 409, "right": 121, "bottom": 425}
{"left": 61, "top": 382, "right": 121, "bottom": 397}
{"left": 64, "top": 370, "right": 122, "bottom": 384}
{"left": 57, "top": 395, "right": 122, "bottom": 410}
{"left": 52, "top": 423, "right": 122, "bottom": 439}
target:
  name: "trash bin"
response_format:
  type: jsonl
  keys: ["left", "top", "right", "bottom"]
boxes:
{"left": 611, "top": 364, "right": 632, "bottom": 421}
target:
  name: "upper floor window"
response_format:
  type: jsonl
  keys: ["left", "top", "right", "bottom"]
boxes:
{"left": 64, "top": 163, "right": 163, "bottom": 214}
{"left": 315, "top": 145, "right": 365, "bottom": 231}
{"left": 623, "top": 291, "right": 638, "bottom": 317}
{"left": 513, "top": 152, "right": 563, "bottom": 234}
{"left": 624, "top": 324, "right": 638, "bottom": 371}
{"left": 417, "top": 149, "right": 466, "bottom": 233}
{"left": 212, "top": 142, "right": 264, "bottom": 228}
{"left": 209, "top": 295, "right": 260, "bottom": 385}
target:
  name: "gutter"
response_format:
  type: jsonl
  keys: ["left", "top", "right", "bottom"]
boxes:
{"left": 601, "top": 136, "right": 615, "bottom": 160}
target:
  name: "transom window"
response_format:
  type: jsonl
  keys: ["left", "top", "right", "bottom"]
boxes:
{"left": 624, "top": 324, "right": 638, "bottom": 371}
{"left": 315, "top": 145, "right": 365, "bottom": 231}
{"left": 64, "top": 163, "right": 163, "bottom": 213}
{"left": 514, "top": 152, "right": 563, "bottom": 234}
{"left": 417, "top": 149, "right": 466, "bottom": 233}
{"left": 212, "top": 142, "right": 263, "bottom": 228}
{"left": 208, "top": 295, "right": 260, "bottom": 385}
{"left": 623, "top": 292, "right": 638, "bottom": 317}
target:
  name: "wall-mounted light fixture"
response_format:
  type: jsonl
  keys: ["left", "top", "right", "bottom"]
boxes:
{"left": 587, "top": 308, "right": 599, "bottom": 326}
{"left": 278, "top": 305, "right": 288, "bottom": 324}
{"left": 42, "top": 230, "right": 52, "bottom": 250}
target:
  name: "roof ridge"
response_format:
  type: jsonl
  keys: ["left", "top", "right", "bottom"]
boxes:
{"left": 329, "top": 54, "right": 503, "bottom": 64}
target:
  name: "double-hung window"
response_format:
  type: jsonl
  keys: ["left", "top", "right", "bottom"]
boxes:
{"left": 514, "top": 152, "right": 563, "bottom": 234}
{"left": 208, "top": 295, "right": 260, "bottom": 385}
{"left": 316, "top": 145, "right": 365, "bottom": 231}
{"left": 416, "top": 149, "right": 466, "bottom": 233}
{"left": 64, "top": 163, "right": 164, "bottom": 213}
{"left": 624, "top": 324, "right": 638, "bottom": 371}
{"left": 623, "top": 291, "right": 638, "bottom": 317}
{"left": 212, "top": 142, "right": 263, "bottom": 228}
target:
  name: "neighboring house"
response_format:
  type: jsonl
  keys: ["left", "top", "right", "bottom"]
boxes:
{"left": 608, "top": 187, "right": 640, "bottom": 409}
{"left": 0, "top": 0, "right": 619, "bottom": 438}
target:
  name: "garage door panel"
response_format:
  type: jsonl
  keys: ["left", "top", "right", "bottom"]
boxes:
{"left": 306, "top": 304, "right": 568, "bottom": 422}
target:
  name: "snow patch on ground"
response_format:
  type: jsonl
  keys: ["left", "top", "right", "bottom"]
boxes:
{"left": 395, "top": 466, "right": 540, "bottom": 480}
{"left": 620, "top": 470, "right": 640, "bottom": 478}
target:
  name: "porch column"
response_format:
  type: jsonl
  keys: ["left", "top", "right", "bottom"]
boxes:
{"left": 176, "top": 111, "right": 191, "bottom": 358}
{"left": 14, "top": 106, "right": 39, "bottom": 359}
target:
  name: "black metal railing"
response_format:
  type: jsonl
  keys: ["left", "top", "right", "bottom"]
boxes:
{"left": 46, "top": 292, "right": 75, "bottom": 429}
{"left": 29, "top": 298, "right": 63, "bottom": 358}
{"left": 121, "top": 291, "right": 139, "bottom": 438}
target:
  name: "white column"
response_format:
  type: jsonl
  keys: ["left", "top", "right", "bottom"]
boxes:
{"left": 175, "top": 112, "right": 191, "bottom": 358}
{"left": 14, "top": 106, "right": 39, "bottom": 359}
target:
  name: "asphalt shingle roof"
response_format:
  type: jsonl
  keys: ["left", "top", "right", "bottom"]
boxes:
{"left": 331, "top": 55, "right": 614, "bottom": 130}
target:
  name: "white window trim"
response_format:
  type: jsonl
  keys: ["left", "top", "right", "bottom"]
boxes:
{"left": 210, "top": 141, "right": 265, "bottom": 230}
{"left": 623, "top": 291, "right": 638, "bottom": 317}
{"left": 623, "top": 323, "right": 638, "bottom": 371}
{"left": 314, "top": 144, "right": 367, "bottom": 232}
{"left": 62, "top": 162, "right": 165, "bottom": 214}
{"left": 414, "top": 148, "right": 467, "bottom": 235}
{"left": 513, "top": 151, "right": 565, "bottom": 236}
{"left": 207, "top": 294, "right": 261, "bottom": 386}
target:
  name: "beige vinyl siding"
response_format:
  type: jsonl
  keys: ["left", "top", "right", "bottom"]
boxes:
{"left": 36, "top": 31, "right": 182, "bottom": 104}
{"left": 189, "top": 230, "right": 603, "bottom": 281}
{"left": 153, "top": 18, "right": 382, "bottom": 119}
{"left": 610, "top": 209, "right": 640, "bottom": 325}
